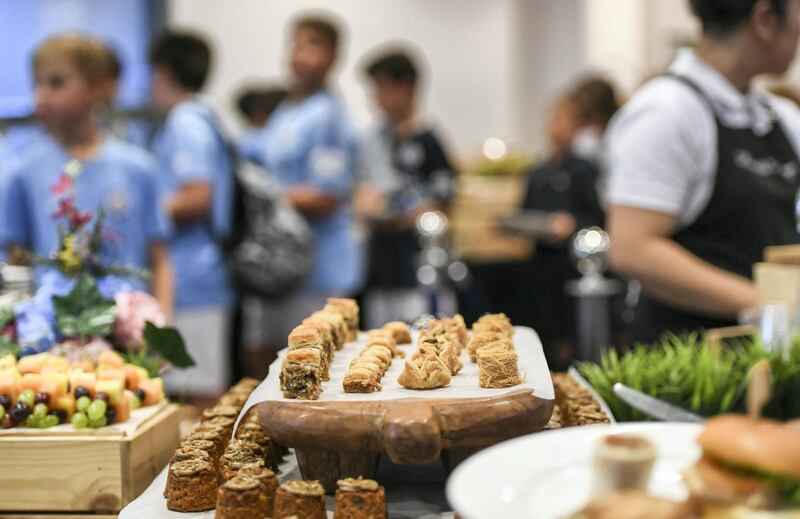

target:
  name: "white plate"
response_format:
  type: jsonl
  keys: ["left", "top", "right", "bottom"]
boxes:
{"left": 446, "top": 422, "right": 703, "bottom": 519}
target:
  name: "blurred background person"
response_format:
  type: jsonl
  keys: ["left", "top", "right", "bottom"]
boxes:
{"left": 356, "top": 48, "right": 457, "bottom": 327}
{"left": 0, "top": 34, "right": 172, "bottom": 307}
{"left": 517, "top": 77, "right": 616, "bottom": 369}
{"left": 607, "top": 0, "right": 800, "bottom": 345}
{"left": 235, "top": 85, "right": 288, "bottom": 164}
{"left": 244, "top": 14, "right": 361, "bottom": 371}
{"left": 149, "top": 32, "right": 234, "bottom": 399}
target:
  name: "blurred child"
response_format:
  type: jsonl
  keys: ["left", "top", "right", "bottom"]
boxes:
{"left": 519, "top": 77, "right": 616, "bottom": 369}
{"left": 234, "top": 85, "right": 287, "bottom": 164}
{"left": 149, "top": 32, "right": 234, "bottom": 397}
{"left": 245, "top": 14, "right": 361, "bottom": 370}
{"left": 357, "top": 49, "right": 457, "bottom": 327}
{"left": 0, "top": 34, "right": 173, "bottom": 309}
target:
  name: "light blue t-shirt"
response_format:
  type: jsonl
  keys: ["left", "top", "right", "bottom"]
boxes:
{"left": 0, "top": 133, "right": 169, "bottom": 291}
{"left": 257, "top": 90, "right": 362, "bottom": 295}
{"left": 151, "top": 98, "right": 233, "bottom": 309}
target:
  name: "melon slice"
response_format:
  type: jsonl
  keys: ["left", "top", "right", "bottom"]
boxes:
{"left": 19, "top": 373, "right": 44, "bottom": 393}
{"left": 0, "top": 354, "right": 16, "bottom": 370}
{"left": 0, "top": 369, "right": 20, "bottom": 402}
{"left": 69, "top": 371, "right": 96, "bottom": 398}
{"left": 95, "top": 379, "right": 123, "bottom": 405}
{"left": 98, "top": 349, "right": 125, "bottom": 368}
{"left": 137, "top": 378, "right": 164, "bottom": 406}
{"left": 56, "top": 394, "right": 76, "bottom": 418}
{"left": 40, "top": 372, "right": 68, "bottom": 403}
{"left": 115, "top": 391, "right": 131, "bottom": 423}
{"left": 97, "top": 366, "right": 126, "bottom": 387}
{"left": 17, "top": 354, "right": 48, "bottom": 374}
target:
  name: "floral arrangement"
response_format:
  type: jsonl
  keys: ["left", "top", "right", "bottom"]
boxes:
{"left": 0, "top": 161, "right": 192, "bottom": 429}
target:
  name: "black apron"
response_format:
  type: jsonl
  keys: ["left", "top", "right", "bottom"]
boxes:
{"left": 632, "top": 76, "right": 800, "bottom": 345}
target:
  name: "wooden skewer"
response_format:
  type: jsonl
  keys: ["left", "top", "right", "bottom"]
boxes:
{"left": 746, "top": 359, "right": 772, "bottom": 419}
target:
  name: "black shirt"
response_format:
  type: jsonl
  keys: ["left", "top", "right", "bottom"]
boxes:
{"left": 366, "top": 127, "right": 457, "bottom": 289}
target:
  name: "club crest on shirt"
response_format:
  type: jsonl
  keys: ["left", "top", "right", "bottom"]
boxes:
{"left": 733, "top": 149, "right": 798, "bottom": 181}
{"left": 397, "top": 141, "right": 424, "bottom": 170}
{"left": 105, "top": 189, "right": 130, "bottom": 216}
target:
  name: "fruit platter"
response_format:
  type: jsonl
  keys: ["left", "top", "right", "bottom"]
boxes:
{"left": 0, "top": 349, "right": 165, "bottom": 432}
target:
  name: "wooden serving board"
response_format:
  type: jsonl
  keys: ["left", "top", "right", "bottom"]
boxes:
{"left": 0, "top": 404, "right": 180, "bottom": 514}
{"left": 256, "top": 327, "right": 554, "bottom": 490}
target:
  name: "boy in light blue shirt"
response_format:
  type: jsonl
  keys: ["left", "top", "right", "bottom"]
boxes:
{"left": 0, "top": 35, "right": 173, "bottom": 310}
{"left": 149, "top": 32, "right": 233, "bottom": 396}
{"left": 245, "top": 14, "right": 362, "bottom": 364}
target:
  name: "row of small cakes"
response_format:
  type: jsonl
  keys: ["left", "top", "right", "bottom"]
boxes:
{"left": 342, "top": 322, "right": 411, "bottom": 393}
{"left": 164, "top": 377, "right": 277, "bottom": 513}
{"left": 279, "top": 298, "right": 360, "bottom": 400}
{"left": 467, "top": 313, "right": 522, "bottom": 388}
{"left": 272, "top": 477, "right": 387, "bottom": 519}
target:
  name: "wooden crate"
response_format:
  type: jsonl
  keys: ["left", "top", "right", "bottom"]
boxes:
{"left": 450, "top": 175, "right": 533, "bottom": 262}
{"left": 0, "top": 404, "right": 180, "bottom": 515}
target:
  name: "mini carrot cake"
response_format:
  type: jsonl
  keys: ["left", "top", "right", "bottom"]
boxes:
{"left": 334, "top": 477, "right": 387, "bottom": 519}
{"left": 215, "top": 475, "right": 267, "bottom": 519}
{"left": 166, "top": 459, "right": 217, "bottom": 512}
{"left": 238, "top": 465, "right": 279, "bottom": 513}
{"left": 274, "top": 480, "right": 326, "bottom": 519}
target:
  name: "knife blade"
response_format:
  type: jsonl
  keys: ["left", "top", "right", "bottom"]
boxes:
{"left": 613, "top": 383, "right": 705, "bottom": 423}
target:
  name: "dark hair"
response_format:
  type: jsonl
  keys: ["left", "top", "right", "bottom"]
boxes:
{"left": 100, "top": 42, "right": 122, "bottom": 80}
{"left": 689, "top": 0, "right": 789, "bottom": 37}
{"left": 294, "top": 15, "right": 339, "bottom": 53}
{"left": 569, "top": 77, "right": 619, "bottom": 130}
{"left": 365, "top": 51, "right": 418, "bottom": 85}
{"left": 149, "top": 32, "right": 211, "bottom": 91}
{"left": 236, "top": 87, "right": 288, "bottom": 119}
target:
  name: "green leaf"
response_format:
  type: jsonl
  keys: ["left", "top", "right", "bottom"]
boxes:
{"left": 52, "top": 275, "right": 116, "bottom": 339}
{"left": 0, "top": 336, "right": 19, "bottom": 358}
{"left": 0, "top": 304, "right": 15, "bottom": 329}
{"left": 143, "top": 321, "right": 194, "bottom": 368}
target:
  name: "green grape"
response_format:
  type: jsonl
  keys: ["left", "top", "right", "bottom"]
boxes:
{"left": 130, "top": 394, "right": 141, "bottom": 410}
{"left": 76, "top": 395, "right": 91, "bottom": 413}
{"left": 41, "top": 415, "right": 59, "bottom": 428}
{"left": 88, "top": 415, "right": 107, "bottom": 428}
{"left": 33, "top": 403, "right": 48, "bottom": 419}
{"left": 18, "top": 390, "right": 35, "bottom": 408}
{"left": 71, "top": 412, "right": 88, "bottom": 429}
{"left": 24, "top": 415, "right": 39, "bottom": 428}
{"left": 87, "top": 400, "right": 107, "bottom": 421}
{"left": 0, "top": 405, "right": 5, "bottom": 422}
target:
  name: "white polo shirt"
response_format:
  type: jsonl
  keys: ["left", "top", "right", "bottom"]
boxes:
{"left": 606, "top": 48, "right": 800, "bottom": 228}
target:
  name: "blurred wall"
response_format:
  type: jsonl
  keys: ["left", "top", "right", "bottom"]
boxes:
{"left": 166, "top": 0, "right": 748, "bottom": 159}
{"left": 168, "top": 0, "right": 524, "bottom": 158}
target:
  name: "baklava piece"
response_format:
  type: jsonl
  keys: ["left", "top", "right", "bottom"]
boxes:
{"left": 273, "top": 480, "right": 327, "bottom": 519}
{"left": 288, "top": 325, "right": 330, "bottom": 379}
{"left": 398, "top": 346, "right": 451, "bottom": 390}
{"left": 279, "top": 347, "right": 324, "bottom": 400}
{"left": 325, "top": 297, "right": 360, "bottom": 341}
{"left": 165, "top": 459, "right": 217, "bottom": 512}
{"left": 334, "top": 477, "right": 387, "bottom": 519}
{"left": 384, "top": 321, "right": 412, "bottom": 344}
{"left": 477, "top": 348, "right": 522, "bottom": 388}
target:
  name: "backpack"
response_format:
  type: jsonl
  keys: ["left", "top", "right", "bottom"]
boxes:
{"left": 197, "top": 106, "right": 314, "bottom": 299}
{"left": 224, "top": 159, "right": 314, "bottom": 298}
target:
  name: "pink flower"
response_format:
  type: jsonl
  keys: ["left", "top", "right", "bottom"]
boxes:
{"left": 51, "top": 174, "right": 73, "bottom": 195}
{"left": 112, "top": 291, "right": 167, "bottom": 348}
{"left": 69, "top": 210, "right": 92, "bottom": 229}
{"left": 52, "top": 198, "right": 76, "bottom": 219}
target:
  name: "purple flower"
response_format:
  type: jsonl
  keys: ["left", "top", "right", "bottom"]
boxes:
{"left": 97, "top": 275, "right": 135, "bottom": 300}
{"left": 15, "top": 300, "right": 56, "bottom": 356}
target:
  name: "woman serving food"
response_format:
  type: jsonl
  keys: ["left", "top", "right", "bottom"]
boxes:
{"left": 607, "top": 0, "right": 800, "bottom": 344}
